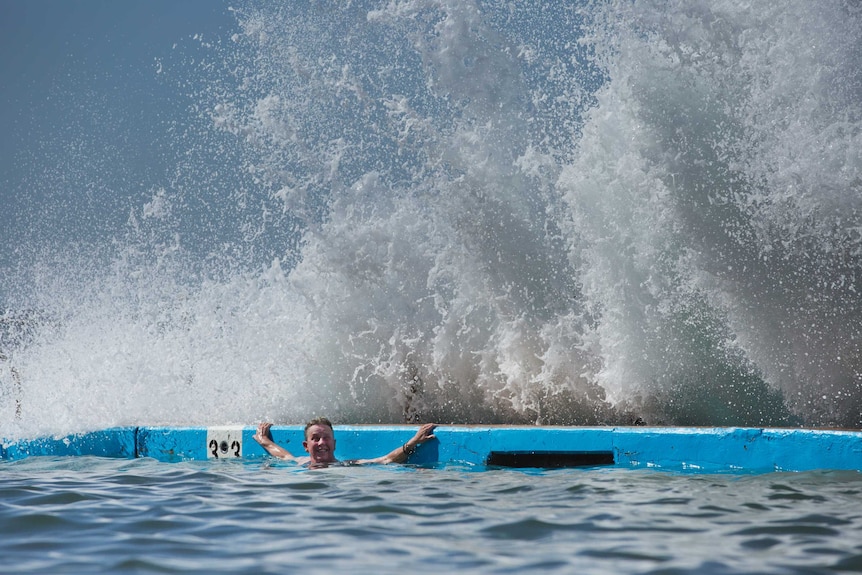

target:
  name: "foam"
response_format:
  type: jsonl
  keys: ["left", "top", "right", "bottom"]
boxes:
{"left": 2, "top": 1, "right": 860, "bottom": 439}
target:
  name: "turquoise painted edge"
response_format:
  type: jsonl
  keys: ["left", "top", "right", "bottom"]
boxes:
{"left": 2, "top": 426, "right": 861, "bottom": 473}
{"left": 1, "top": 427, "right": 137, "bottom": 460}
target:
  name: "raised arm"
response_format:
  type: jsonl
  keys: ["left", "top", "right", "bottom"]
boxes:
{"left": 360, "top": 423, "right": 438, "bottom": 465}
{"left": 253, "top": 422, "right": 308, "bottom": 464}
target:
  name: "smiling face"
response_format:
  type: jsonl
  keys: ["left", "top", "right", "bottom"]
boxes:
{"left": 303, "top": 423, "right": 337, "bottom": 464}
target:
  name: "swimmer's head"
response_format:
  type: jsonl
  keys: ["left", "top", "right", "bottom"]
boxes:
{"left": 303, "top": 417, "right": 337, "bottom": 464}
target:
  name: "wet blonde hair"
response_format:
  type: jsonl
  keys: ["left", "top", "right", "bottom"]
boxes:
{"left": 304, "top": 417, "right": 334, "bottom": 439}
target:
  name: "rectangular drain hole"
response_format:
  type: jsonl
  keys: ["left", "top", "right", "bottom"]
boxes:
{"left": 487, "top": 451, "right": 615, "bottom": 468}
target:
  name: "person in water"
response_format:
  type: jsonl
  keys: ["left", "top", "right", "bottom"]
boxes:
{"left": 253, "top": 418, "right": 437, "bottom": 467}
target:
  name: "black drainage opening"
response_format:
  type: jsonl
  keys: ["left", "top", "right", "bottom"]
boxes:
{"left": 487, "top": 451, "right": 615, "bottom": 469}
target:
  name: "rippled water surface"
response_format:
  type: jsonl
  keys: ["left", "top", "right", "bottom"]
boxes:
{"left": 1, "top": 458, "right": 861, "bottom": 574}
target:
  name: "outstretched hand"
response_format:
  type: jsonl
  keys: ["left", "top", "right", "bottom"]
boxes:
{"left": 253, "top": 422, "right": 274, "bottom": 445}
{"left": 412, "top": 423, "right": 437, "bottom": 444}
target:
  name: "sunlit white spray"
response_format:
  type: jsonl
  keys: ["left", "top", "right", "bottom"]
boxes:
{"left": 2, "top": 0, "right": 860, "bottom": 439}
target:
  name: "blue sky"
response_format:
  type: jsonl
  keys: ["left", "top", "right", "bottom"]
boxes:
{"left": 0, "top": 1, "right": 237, "bottom": 274}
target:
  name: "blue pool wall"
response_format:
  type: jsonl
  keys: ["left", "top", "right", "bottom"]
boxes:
{"left": 2, "top": 426, "right": 861, "bottom": 473}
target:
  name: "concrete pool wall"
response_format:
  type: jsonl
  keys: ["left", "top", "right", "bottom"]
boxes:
{"left": 3, "top": 426, "right": 861, "bottom": 472}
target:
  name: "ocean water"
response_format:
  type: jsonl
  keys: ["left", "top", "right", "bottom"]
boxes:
{"left": 2, "top": 457, "right": 861, "bottom": 575}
